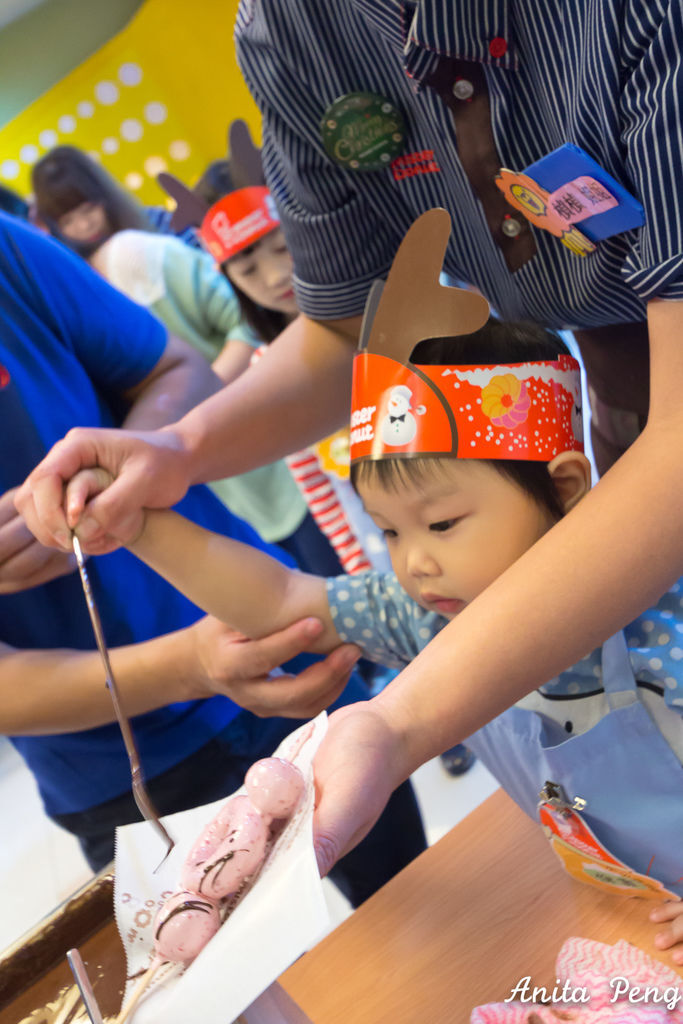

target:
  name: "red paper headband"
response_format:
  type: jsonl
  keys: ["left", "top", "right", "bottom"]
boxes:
{"left": 199, "top": 186, "right": 280, "bottom": 264}
{"left": 350, "top": 352, "right": 583, "bottom": 462}
{"left": 349, "top": 209, "right": 584, "bottom": 464}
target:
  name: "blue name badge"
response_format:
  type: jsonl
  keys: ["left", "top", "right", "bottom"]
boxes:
{"left": 524, "top": 144, "right": 645, "bottom": 242}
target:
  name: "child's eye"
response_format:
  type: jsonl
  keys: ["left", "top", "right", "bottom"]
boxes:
{"left": 429, "top": 518, "right": 459, "bottom": 533}
{"left": 382, "top": 528, "right": 398, "bottom": 539}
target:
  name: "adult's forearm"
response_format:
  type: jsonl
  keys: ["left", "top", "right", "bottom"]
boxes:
{"left": 0, "top": 628, "right": 196, "bottom": 734}
{"left": 167, "top": 314, "right": 359, "bottom": 484}
{"left": 122, "top": 334, "right": 224, "bottom": 432}
{"left": 375, "top": 299, "right": 683, "bottom": 779}
{"left": 13, "top": 315, "right": 360, "bottom": 555}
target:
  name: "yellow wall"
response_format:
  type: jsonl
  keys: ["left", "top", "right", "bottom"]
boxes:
{"left": 0, "top": 0, "right": 261, "bottom": 204}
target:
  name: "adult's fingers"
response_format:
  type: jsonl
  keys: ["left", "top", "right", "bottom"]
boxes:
{"left": 16, "top": 426, "right": 189, "bottom": 552}
{"left": 231, "top": 627, "right": 361, "bottom": 718}
{"left": 259, "top": 652, "right": 359, "bottom": 718}
{"left": 226, "top": 616, "right": 327, "bottom": 678}
{"left": 0, "top": 494, "right": 77, "bottom": 591}
{"left": 0, "top": 488, "right": 21, "bottom": 527}
{"left": 0, "top": 506, "right": 34, "bottom": 562}
{"left": 15, "top": 428, "right": 120, "bottom": 548}
{"left": 250, "top": 615, "right": 360, "bottom": 676}
{"left": 0, "top": 546, "right": 76, "bottom": 594}
{"left": 312, "top": 704, "right": 398, "bottom": 877}
{"left": 0, "top": 536, "right": 60, "bottom": 580}
{"left": 15, "top": 465, "right": 72, "bottom": 549}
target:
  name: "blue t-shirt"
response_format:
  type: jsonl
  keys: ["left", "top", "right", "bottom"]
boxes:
{"left": 0, "top": 214, "right": 308, "bottom": 815}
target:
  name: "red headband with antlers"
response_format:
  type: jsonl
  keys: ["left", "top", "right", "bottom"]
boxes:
{"left": 157, "top": 121, "right": 280, "bottom": 264}
{"left": 200, "top": 186, "right": 280, "bottom": 263}
{"left": 350, "top": 210, "right": 584, "bottom": 463}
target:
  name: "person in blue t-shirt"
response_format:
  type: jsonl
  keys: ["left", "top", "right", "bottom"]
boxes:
{"left": 0, "top": 213, "right": 426, "bottom": 905}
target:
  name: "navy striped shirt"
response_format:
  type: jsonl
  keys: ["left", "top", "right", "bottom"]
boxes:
{"left": 235, "top": 0, "right": 683, "bottom": 329}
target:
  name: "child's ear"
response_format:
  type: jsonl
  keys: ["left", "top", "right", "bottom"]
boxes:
{"left": 547, "top": 451, "right": 592, "bottom": 513}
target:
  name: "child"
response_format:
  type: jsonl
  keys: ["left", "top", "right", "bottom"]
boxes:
{"left": 68, "top": 211, "right": 683, "bottom": 958}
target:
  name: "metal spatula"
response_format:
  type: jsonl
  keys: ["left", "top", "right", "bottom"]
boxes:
{"left": 72, "top": 534, "right": 174, "bottom": 861}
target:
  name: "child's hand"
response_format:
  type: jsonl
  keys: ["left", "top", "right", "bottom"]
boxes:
{"left": 65, "top": 468, "right": 145, "bottom": 552}
{"left": 650, "top": 900, "right": 683, "bottom": 964}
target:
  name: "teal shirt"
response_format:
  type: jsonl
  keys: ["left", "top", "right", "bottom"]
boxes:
{"left": 95, "top": 231, "right": 306, "bottom": 542}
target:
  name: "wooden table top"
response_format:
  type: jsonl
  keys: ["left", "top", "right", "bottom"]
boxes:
{"left": 280, "top": 789, "right": 682, "bottom": 1023}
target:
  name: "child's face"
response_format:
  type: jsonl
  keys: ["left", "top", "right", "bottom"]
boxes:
{"left": 225, "top": 228, "right": 298, "bottom": 315}
{"left": 358, "top": 460, "right": 557, "bottom": 618}
{"left": 57, "top": 201, "right": 110, "bottom": 245}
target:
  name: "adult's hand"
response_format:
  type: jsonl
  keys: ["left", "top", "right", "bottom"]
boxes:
{"left": 1, "top": 614, "right": 362, "bottom": 735}
{"left": 14, "top": 426, "right": 191, "bottom": 554}
{"left": 188, "top": 613, "right": 362, "bottom": 718}
{"left": 0, "top": 488, "right": 76, "bottom": 594}
{"left": 312, "top": 702, "right": 407, "bottom": 877}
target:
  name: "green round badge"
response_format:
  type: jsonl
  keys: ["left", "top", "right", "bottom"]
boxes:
{"left": 320, "top": 92, "right": 405, "bottom": 171}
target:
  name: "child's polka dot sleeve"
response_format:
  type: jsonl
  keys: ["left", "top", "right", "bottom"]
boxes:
{"left": 325, "top": 572, "right": 447, "bottom": 669}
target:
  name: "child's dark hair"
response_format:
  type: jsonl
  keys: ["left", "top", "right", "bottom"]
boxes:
{"left": 351, "top": 319, "right": 575, "bottom": 520}
{"left": 193, "top": 159, "right": 238, "bottom": 207}
{"left": 31, "top": 145, "right": 150, "bottom": 233}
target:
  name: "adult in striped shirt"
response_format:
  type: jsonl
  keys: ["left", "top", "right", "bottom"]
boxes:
{"left": 14, "top": 0, "right": 683, "bottom": 937}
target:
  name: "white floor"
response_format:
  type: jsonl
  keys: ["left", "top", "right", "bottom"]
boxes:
{"left": 0, "top": 735, "right": 498, "bottom": 952}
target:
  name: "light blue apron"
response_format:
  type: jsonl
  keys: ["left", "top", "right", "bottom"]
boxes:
{"left": 465, "top": 631, "right": 683, "bottom": 897}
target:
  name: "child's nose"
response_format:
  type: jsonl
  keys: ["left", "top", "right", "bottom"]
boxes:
{"left": 406, "top": 545, "right": 440, "bottom": 578}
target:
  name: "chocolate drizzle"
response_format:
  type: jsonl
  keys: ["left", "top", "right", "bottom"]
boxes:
{"left": 155, "top": 898, "right": 214, "bottom": 940}
{"left": 199, "top": 850, "right": 249, "bottom": 894}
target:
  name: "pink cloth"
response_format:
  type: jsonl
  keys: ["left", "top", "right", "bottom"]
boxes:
{"left": 470, "top": 937, "right": 683, "bottom": 1023}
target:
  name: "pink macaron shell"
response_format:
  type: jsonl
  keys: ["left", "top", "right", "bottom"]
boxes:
{"left": 153, "top": 890, "right": 221, "bottom": 963}
{"left": 192, "top": 795, "right": 268, "bottom": 899}
{"left": 211, "top": 794, "right": 261, "bottom": 830}
{"left": 244, "top": 757, "right": 305, "bottom": 819}
{"left": 180, "top": 818, "right": 230, "bottom": 894}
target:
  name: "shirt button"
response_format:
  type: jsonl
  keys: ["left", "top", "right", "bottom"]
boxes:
{"left": 489, "top": 36, "right": 507, "bottom": 58}
{"left": 501, "top": 215, "right": 523, "bottom": 238}
{"left": 452, "top": 78, "right": 474, "bottom": 101}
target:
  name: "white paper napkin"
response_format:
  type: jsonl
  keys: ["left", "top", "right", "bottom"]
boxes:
{"left": 113, "top": 712, "right": 330, "bottom": 1024}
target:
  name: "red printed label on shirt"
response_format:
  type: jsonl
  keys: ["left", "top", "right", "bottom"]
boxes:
{"left": 391, "top": 150, "right": 441, "bottom": 182}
